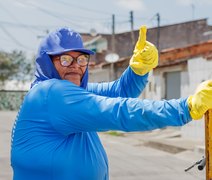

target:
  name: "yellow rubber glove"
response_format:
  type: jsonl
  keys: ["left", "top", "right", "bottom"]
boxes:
{"left": 130, "top": 25, "right": 158, "bottom": 75}
{"left": 187, "top": 80, "right": 212, "bottom": 120}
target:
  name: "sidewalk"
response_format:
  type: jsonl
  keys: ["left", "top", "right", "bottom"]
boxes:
{"left": 100, "top": 128, "right": 205, "bottom": 180}
{"left": 0, "top": 111, "right": 16, "bottom": 180}
{"left": 105, "top": 127, "right": 205, "bottom": 162}
{"left": 122, "top": 128, "right": 205, "bottom": 154}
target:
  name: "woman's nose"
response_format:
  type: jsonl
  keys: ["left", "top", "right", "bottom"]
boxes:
{"left": 69, "top": 59, "right": 80, "bottom": 67}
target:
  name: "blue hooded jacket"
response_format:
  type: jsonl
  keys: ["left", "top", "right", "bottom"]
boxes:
{"left": 11, "top": 28, "right": 191, "bottom": 180}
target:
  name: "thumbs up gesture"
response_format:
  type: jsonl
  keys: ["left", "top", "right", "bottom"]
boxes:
{"left": 130, "top": 26, "right": 158, "bottom": 75}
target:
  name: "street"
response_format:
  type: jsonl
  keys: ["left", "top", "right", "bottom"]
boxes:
{"left": 100, "top": 132, "right": 204, "bottom": 180}
{"left": 0, "top": 111, "right": 205, "bottom": 180}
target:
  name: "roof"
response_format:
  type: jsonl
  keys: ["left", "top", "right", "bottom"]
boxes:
{"left": 158, "top": 40, "right": 212, "bottom": 67}
{"left": 89, "top": 40, "right": 212, "bottom": 70}
{"left": 83, "top": 35, "right": 103, "bottom": 46}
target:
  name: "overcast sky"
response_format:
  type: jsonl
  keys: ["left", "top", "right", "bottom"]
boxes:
{"left": 0, "top": 0, "right": 212, "bottom": 55}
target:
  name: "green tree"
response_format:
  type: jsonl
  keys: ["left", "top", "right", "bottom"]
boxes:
{"left": 0, "top": 50, "right": 34, "bottom": 88}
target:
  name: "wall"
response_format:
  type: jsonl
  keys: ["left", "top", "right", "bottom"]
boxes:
{"left": 145, "top": 64, "right": 187, "bottom": 100}
{"left": 147, "top": 57, "right": 212, "bottom": 140}
{"left": 89, "top": 68, "right": 110, "bottom": 83}
{"left": 181, "top": 57, "right": 212, "bottom": 140}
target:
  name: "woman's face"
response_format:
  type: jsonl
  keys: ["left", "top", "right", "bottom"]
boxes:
{"left": 51, "top": 51, "right": 88, "bottom": 86}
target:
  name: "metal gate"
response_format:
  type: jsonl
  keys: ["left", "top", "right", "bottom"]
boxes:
{"left": 165, "top": 71, "right": 181, "bottom": 100}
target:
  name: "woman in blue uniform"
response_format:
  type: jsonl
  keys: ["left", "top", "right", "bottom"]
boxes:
{"left": 11, "top": 26, "right": 212, "bottom": 180}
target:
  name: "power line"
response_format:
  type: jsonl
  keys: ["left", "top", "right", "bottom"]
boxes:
{"left": 13, "top": 0, "right": 157, "bottom": 33}
{"left": 0, "top": 21, "right": 57, "bottom": 30}
{"left": 16, "top": 1, "right": 85, "bottom": 29}
{"left": 0, "top": 25, "right": 33, "bottom": 51}
{"left": 56, "top": 15, "right": 110, "bottom": 22}
{"left": 58, "top": 1, "right": 130, "bottom": 18}
{"left": 16, "top": 0, "right": 112, "bottom": 22}
{"left": 55, "top": 0, "right": 123, "bottom": 16}
{"left": 15, "top": 0, "right": 117, "bottom": 34}
{"left": 0, "top": 1, "right": 38, "bottom": 36}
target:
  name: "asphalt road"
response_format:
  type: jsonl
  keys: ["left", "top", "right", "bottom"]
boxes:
{"left": 0, "top": 111, "right": 205, "bottom": 180}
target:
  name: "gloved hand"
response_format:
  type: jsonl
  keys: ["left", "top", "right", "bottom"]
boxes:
{"left": 130, "top": 25, "right": 158, "bottom": 75}
{"left": 187, "top": 80, "right": 212, "bottom": 120}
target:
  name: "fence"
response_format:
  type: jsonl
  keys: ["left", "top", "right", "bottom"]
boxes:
{"left": 0, "top": 90, "right": 27, "bottom": 111}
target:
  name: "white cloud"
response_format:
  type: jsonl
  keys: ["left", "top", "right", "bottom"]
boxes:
{"left": 115, "top": 0, "right": 146, "bottom": 11}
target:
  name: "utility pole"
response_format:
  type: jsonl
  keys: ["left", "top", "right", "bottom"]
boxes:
{"left": 110, "top": 14, "right": 116, "bottom": 81}
{"left": 156, "top": 13, "right": 160, "bottom": 52}
{"left": 130, "top": 11, "right": 135, "bottom": 46}
{"left": 112, "top": 14, "right": 115, "bottom": 52}
{"left": 191, "top": 4, "right": 195, "bottom": 20}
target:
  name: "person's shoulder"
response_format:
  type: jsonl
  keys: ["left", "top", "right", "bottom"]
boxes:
{"left": 32, "top": 79, "right": 86, "bottom": 95}
{"left": 37, "top": 79, "right": 73, "bottom": 89}
{"left": 29, "top": 79, "right": 65, "bottom": 92}
{"left": 32, "top": 79, "right": 59, "bottom": 89}
{"left": 42, "top": 79, "right": 83, "bottom": 93}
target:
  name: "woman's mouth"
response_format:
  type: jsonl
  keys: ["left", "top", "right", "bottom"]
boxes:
{"left": 64, "top": 72, "right": 81, "bottom": 79}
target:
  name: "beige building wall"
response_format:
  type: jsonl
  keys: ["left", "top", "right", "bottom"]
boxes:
{"left": 89, "top": 68, "right": 110, "bottom": 83}
{"left": 147, "top": 57, "right": 212, "bottom": 140}
{"left": 181, "top": 57, "right": 212, "bottom": 140}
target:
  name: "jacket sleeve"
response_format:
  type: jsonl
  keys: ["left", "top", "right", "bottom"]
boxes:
{"left": 86, "top": 67, "right": 148, "bottom": 98}
{"left": 48, "top": 81, "right": 192, "bottom": 136}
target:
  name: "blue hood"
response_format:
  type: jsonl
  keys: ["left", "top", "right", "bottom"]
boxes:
{"left": 31, "top": 27, "right": 95, "bottom": 89}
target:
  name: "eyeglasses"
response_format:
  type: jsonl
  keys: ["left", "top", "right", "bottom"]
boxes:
{"left": 55, "top": 54, "right": 90, "bottom": 67}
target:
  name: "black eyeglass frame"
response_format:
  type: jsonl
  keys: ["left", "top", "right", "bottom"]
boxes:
{"left": 54, "top": 53, "right": 90, "bottom": 67}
